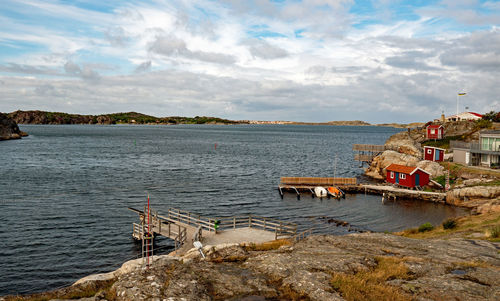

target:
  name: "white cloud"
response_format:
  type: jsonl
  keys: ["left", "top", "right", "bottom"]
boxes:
{"left": 0, "top": 0, "right": 499, "bottom": 122}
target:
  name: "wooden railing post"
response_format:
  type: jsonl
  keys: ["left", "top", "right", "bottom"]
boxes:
{"left": 249, "top": 215, "right": 252, "bottom": 228}
{"left": 233, "top": 217, "right": 236, "bottom": 229}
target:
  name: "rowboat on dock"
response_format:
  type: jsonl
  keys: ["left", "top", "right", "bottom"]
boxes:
{"left": 328, "top": 186, "right": 342, "bottom": 198}
{"left": 314, "top": 186, "right": 328, "bottom": 198}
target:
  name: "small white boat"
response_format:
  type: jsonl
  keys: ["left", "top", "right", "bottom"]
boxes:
{"left": 314, "top": 186, "right": 327, "bottom": 198}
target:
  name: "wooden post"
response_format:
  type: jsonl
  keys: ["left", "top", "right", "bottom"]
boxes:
{"left": 263, "top": 217, "right": 266, "bottom": 230}
{"left": 233, "top": 217, "right": 236, "bottom": 229}
{"left": 249, "top": 215, "right": 252, "bottom": 228}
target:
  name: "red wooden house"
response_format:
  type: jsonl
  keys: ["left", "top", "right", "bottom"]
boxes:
{"left": 424, "top": 146, "right": 445, "bottom": 162}
{"left": 386, "top": 164, "right": 431, "bottom": 188}
{"left": 426, "top": 124, "right": 444, "bottom": 140}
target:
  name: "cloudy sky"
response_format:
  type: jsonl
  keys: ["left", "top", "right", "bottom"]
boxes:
{"left": 0, "top": 0, "right": 499, "bottom": 123}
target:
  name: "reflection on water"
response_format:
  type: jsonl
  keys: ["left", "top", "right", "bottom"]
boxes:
{"left": 0, "top": 124, "right": 468, "bottom": 295}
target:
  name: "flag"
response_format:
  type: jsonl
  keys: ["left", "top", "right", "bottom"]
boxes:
{"left": 458, "top": 92, "right": 466, "bottom": 96}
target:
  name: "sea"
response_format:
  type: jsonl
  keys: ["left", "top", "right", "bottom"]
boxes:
{"left": 0, "top": 124, "right": 468, "bottom": 295}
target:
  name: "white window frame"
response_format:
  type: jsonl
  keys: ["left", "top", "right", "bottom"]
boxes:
{"left": 427, "top": 149, "right": 432, "bottom": 154}
{"left": 400, "top": 173, "right": 406, "bottom": 180}
{"left": 390, "top": 171, "right": 394, "bottom": 179}
{"left": 431, "top": 129, "right": 435, "bottom": 134}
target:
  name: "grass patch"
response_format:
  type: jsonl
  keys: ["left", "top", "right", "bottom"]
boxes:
{"left": 243, "top": 239, "right": 291, "bottom": 251}
{"left": 442, "top": 218, "right": 457, "bottom": 230}
{"left": 418, "top": 223, "right": 434, "bottom": 232}
{"left": 422, "top": 135, "right": 465, "bottom": 150}
{"left": 330, "top": 256, "right": 414, "bottom": 301}
{"left": 396, "top": 211, "right": 500, "bottom": 241}
{"left": 487, "top": 225, "right": 500, "bottom": 238}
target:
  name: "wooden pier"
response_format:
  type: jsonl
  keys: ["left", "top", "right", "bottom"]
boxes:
{"left": 278, "top": 177, "right": 357, "bottom": 198}
{"left": 129, "top": 207, "right": 298, "bottom": 253}
{"left": 353, "top": 144, "right": 385, "bottom": 162}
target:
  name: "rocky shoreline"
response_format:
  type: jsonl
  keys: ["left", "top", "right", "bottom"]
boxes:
{"left": 362, "top": 121, "right": 500, "bottom": 213}
{"left": 5, "top": 230, "right": 499, "bottom": 301}
{"left": 0, "top": 113, "right": 28, "bottom": 140}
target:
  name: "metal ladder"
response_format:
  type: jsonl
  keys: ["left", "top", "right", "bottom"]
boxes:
{"left": 142, "top": 224, "right": 154, "bottom": 268}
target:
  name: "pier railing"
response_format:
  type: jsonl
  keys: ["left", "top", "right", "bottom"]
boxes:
{"left": 217, "top": 215, "right": 297, "bottom": 239}
{"left": 167, "top": 208, "right": 218, "bottom": 233}
{"left": 352, "top": 144, "right": 385, "bottom": 152}
{"left": 280, "top": 177, "right": 357, "bottom": 186}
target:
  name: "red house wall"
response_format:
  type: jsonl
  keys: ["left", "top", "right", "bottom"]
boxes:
{"left": 386, "top": 170, "right": 430, "bottom": 187}
{"left": 414, "top": 170, "right": 430, "bottom": 186}
{"left": 386, "top": 170, "right": 413, "bottom": 187}
{"left": 424, "top": 147, "right": 444, "bottom": 162}
{"left": 424, "top": 147, "right": 434, "bottom": 161}
{"left": 426, "top": 127, "right": 444, "bottom": 139}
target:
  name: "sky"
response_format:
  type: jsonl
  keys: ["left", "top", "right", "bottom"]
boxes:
{"left": 0, "top": 0, "right": 499, "bottom": 123}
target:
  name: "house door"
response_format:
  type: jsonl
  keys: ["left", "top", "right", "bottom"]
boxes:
{"left": 415, "top": 173, "right": 420, "bottom": 186}
{"left": 435, "top": 149, "right": 440, "bottom": 161}
{"left": 395, "top": 172, "right": 399, "bottom": 184}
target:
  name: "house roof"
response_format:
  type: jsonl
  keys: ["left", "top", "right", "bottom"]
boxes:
{"left": 386, "top": 164, "right": 417, "bottom": 174}
{"left": 386, "top": 163, "right": 431, "bottom": 176}
{"left": 468, "top": 112, "right": 483, "bottom": 117}
{"left": 426, "top": 124, "right": 443, "bottom": 129}
{"left": 424, "top": 146, "right": 446, "bottom": 151}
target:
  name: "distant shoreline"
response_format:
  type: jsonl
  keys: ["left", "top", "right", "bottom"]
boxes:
{"left": 7, "top": 110, "right": 424, "bottom": 128}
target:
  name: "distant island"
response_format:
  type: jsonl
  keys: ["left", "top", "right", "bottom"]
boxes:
{"left": 5, "top": 110, "right": 424, "bottom": 128}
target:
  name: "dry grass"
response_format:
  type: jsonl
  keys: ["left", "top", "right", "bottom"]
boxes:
{"left": 440, "top": 162, "right": 500, "bottom": 178}
{"left": 329, "top": 256, "right": 415, "bottom": 301}
{"left": 243, "top": 239, "right": 291, "bottom": 251}
{"left": 396, "top": 211, "right": 500, "bottom": 241}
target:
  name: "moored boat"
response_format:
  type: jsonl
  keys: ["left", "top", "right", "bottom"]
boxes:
{"left": 314, "top": 186, "right": 327, "bottom": 198}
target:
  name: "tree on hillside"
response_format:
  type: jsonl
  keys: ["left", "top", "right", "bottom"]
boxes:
{"left": 482, "top": 111, "right": 500, "bottom": 122}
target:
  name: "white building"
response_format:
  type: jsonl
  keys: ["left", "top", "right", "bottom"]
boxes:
{"left": 446, "top": 112, "right": 483, "bottom": 122}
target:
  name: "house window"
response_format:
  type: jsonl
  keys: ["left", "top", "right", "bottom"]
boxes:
{"left": 427, "top": 149, "right": 432, "bottom": 154}
{"left": 481, "top": 138, "right": 491, "bottom": 150}
{"left": 390, "top": 172, "right": 394, "bottom": 179}
{"left": 431, "top": 129, "right": 435, "bottom": 134}
{"left": 400, "top": 174, "right": 406, "bottom": 179}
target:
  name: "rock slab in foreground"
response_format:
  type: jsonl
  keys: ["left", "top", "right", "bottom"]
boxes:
{"left": 71, "top": 233, "right": 500, "bottom": 301}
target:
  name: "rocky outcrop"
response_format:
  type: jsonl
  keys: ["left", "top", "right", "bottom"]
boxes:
{"left": 365, "top": 150, "right": 420, "bottom": 180}
{"left": 0, "top": 112, "right": 27, "bottom": 140}
{"left": 416, "top": 160, "right": 445, "bottom": 178}
{"left": 385, "top": 131, "right": 423, "bottom": 158}
{"left": 59, "top": 233, "right": 500, "bottom": 301}
{"left": 446, "top": 186, "right": 500, "bottom": 206}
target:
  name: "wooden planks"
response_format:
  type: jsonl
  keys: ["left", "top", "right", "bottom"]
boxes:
{"left": 280, "top": 177, "right": 357, "bottom": 186}
{"left": 352, "top": 144, "right": 385, "bottom": 151}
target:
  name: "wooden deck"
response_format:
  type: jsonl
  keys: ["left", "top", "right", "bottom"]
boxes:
{"left": 352, "top": 144, "right": 386, "bottom": 162}
{"left": 129, "top": 207, "right": 298, "bottom": 253}
{"left": 278, "top": 177, "right": 356, "bottom": 198}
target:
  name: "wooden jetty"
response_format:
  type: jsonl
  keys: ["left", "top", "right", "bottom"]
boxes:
{"left": 278, "top": 177, "right": 357, "bottom": 198}
{"left": 128, "top": 207, "right": 298, "bottom": 253}
{"left": 353, "top": 144, "right": 385, "bottom": 163}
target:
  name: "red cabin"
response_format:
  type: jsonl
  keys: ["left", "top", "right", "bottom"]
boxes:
{"left": 424, "top": 146, "right": 445, "bottom": 162}
{"left": 386, "top": 164, "right": 430, "bottom": 188}
{"left": 426, "top": 124, "right": 444, "bottom": 140}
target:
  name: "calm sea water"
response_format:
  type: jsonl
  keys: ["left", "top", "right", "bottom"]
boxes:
{"left": 0, "top": 124, "right": 468, "bottom": 295}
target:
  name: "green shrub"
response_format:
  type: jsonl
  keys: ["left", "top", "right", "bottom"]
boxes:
{"left": 418, "top": 222, "right": 434, "bottom": 232}
{"left": 442, "top": 218, "right": 457, "bottom": 230}
{"left": 475, "top": 119, "right": 492, "bottom": 129}
{"left": 489, "top": 225, "right": 500, "bottom": 238}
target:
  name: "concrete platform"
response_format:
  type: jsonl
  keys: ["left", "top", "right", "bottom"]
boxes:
{"left": 169, "top": 227, "right": 280, "bottom": 256}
